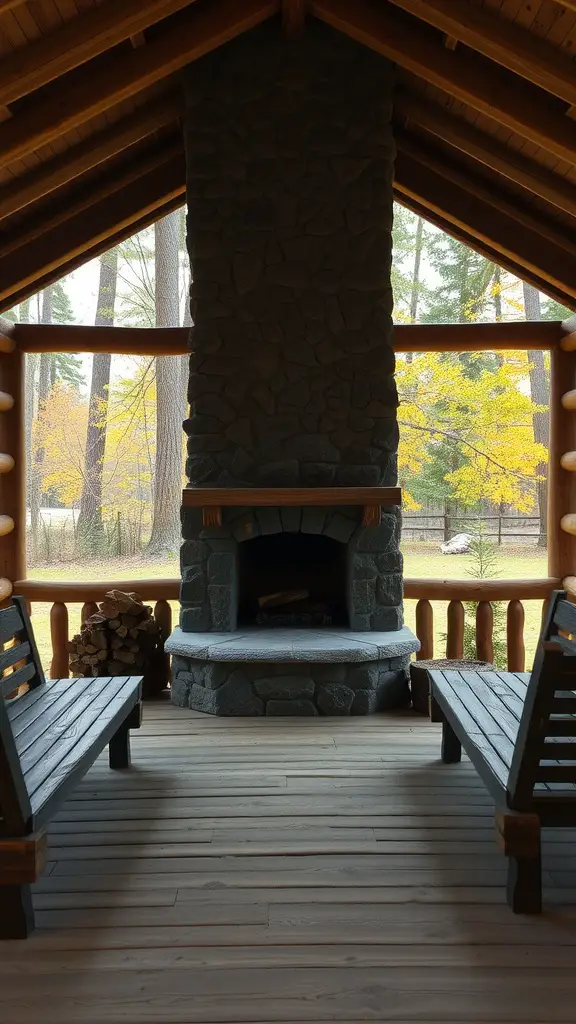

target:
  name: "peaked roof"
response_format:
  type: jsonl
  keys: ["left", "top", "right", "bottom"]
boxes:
{"left": 0, "top": 0, "right": 575, "bottom": 312}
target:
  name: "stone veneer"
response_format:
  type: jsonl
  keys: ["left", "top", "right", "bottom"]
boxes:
{"left": 182, "top": 22, "right": 398, "bottom": 491}
{"left": 171, "top": 21, "right": 416, "bottom": 715}
{"left": 180, "top": 504, "right": 402, "bottom": 633}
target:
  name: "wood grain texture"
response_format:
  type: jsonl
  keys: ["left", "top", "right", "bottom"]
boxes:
{"left": 183, "top": 486, "right": 402, "bottom": 508}
{"left": 0, "top": 703, "right": 575, "bottom": 1012}
{"left": 388, "top": 0, "right": 576, "bottom": 105}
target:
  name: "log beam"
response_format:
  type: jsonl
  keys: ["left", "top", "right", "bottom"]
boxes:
{"left": 388, "top": 0, "right": 576, "bottom": 106}
{"left": 4, "top": 321, "right": 564, "bottom": 354}
{"left": 397, "top": 92, "right": 576, "bottom": 217}
{"left": 310, "top": 0, "right": 576, "bottom": 163}
{"left": 395, "top": 149, "right": 576, "bottom": 303}
{"left": 0, "top": 0, "right": 199, "bottom": 107}
{"left": 394, "top": 150, "right": 576, "bottom": 307}
{"left": 0, "top": 154, "right": 186, "bottom": 306}
{"left": 282, "top": 0, "right": 306, "bottom": 37}
{"left": 0, "top": 93, "right": 182, "bottom": 223}
{"left": 0, "top": 0, "right": 279, "bottom": 167}
{"left": 397, "top": 132, "right": 575, "bottom": 257}
{"left": 0, "top": 136, "right": 183, "bottom": 259}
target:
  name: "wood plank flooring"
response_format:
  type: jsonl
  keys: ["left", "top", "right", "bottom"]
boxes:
{"left": 3, "top": 701, "right": 576, "bottom": 1021}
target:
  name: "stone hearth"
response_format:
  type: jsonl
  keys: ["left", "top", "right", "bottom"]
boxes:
{"left": 166, "top": 627, "right": 418, "bottom": 716}
{"left": 168, "top": 21, "right": 419, "bottom": 715}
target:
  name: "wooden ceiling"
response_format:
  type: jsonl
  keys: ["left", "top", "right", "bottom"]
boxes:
{"left": 0, "top": 0, "right": 575, "bottom": 313}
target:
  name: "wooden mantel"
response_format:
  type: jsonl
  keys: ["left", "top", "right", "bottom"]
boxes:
{"left": 182, "top": 486, "right": 402, "bottom": 528}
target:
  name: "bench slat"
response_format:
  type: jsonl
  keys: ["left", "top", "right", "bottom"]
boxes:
{"left": 8, "top": 676, "right": 91, "bottom": 736}
{"left": 23, "top": 677, "right": 128, "bottom": 796}
{"left": 1, "top": 661, "right": 36, "bottom": 698}
{"left": 17, "top": 677, "right": 115, "bottom": 770}
{"left": 30, "top": 677, "right": 141, "bottom": 830}
{"left": 0, "top": 604, "right": 23, "bottom": 645}
{"left": 0, "top": 642, "right": 30, "bottom": 675}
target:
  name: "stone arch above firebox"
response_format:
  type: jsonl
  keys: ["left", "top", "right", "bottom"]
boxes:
{"left": 180, "top": 504, "right": 403, "bottom": 633}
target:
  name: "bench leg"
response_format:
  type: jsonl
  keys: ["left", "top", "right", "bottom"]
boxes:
{"left": 441, "top": 718, "right": 462, "bottom": 763}
{"left": 0, "top": 884, "right": 35, "bottom": 939}
{"left": 500, "top": 814, "right": 542, "bottom": 914}
{"left": 109, "top": 702, "right": 142, "bottom": 770}
{"left": 429, "top": 692, "right": 443, "bottom": 723}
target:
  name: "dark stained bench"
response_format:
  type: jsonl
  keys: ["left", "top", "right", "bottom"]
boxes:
{"left": 0, "top": 597, "right": 142, "bottom": 938}
{"left": 430, "top": 589, "right": 576, "bottom": 913}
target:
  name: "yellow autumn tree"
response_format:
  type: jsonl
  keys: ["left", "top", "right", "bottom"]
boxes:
{"left": 33, "top": 383, "right": 88, "bottom": 505}
{"left": 396, "top": 351, "right": 547, "bottom": 512}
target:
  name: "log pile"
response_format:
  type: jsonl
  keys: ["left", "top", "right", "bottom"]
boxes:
{"left": 69, "top": 589, "right": 162, "bottom": 678}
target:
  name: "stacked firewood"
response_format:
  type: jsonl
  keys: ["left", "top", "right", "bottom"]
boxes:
{"left": 69, "top": 589, "right": 161, "bottom": 677}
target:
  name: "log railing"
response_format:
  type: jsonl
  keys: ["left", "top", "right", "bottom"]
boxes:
{"left": 14, "top": 574, "right": 561, "bottom": 682}
{"left": 405, "top": 577, "right": 559, "bottom": 671}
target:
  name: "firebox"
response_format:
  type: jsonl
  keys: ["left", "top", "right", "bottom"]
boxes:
{"left": 165, "top": 21, "right": 420, "bottom": 715}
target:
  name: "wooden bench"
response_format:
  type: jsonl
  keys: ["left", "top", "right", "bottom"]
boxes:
{"left": 430, "top": 589, "right": 576, "bottom": 913}
{"left": 0, "top": 597, "right": 142, "bottom": 938}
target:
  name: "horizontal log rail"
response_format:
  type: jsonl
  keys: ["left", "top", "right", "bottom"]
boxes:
{"left": 13, "top": 574, "right": 560, "bottom": 683}
{"left": 0, "top": 320, "right": 565, "bottom": 355}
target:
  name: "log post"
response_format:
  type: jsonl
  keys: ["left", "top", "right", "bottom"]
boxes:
{"left": 446, "top": 599, "right": 464, "bottom": 659}
{"left": 50, "top": 602, "right": 69, "bottom": 678}
{"left": 549, "top": 344, "right": 576, "bottom": 590}
{"left": 476, "top": 601, "right": 494, "bottom": 662}
{"left": 81, "top": 601, "right": 99, "bottom": 625}
{"left": 415, "top": 598, "right": 433, "bottom": 660}
{"left": 506, "top": 599, "right": 525, "bottom": 672}
{"left": 0, "top": 337, "right": 25, "bottom": 606}
{"left": 154, "top": 599, "right": 172, "bottom": 691}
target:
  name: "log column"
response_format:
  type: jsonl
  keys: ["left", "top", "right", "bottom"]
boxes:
{"left": 0, "top": 325, "right": 24, "bottom": 605}
{"left": 550, "top": 321, "right": 576, "bottom": 594}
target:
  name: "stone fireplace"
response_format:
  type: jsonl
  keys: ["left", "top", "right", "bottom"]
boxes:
{"left": 165, "top": 20, "right": 419, "bottom": 715}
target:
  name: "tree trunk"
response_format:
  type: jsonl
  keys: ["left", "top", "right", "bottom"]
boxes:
{"left": 77, "top": 250, "right": 117, "bottom": 554}
{"left": 523, "top": 282, "right": 549, "bottom": 548}
{"left": 493, "top": 266, "right": 502, "bottom": 321}
{"left": 29, "top": 290, "right": 54, "bottom": 559}
{"left": 406, "top": 217, "right": 424, "bottom": 365}
{"left": 147, "top": 211, "right": 183, "bottom": 556}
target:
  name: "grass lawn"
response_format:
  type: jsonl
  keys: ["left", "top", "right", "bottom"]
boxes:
{"left": 25, "top": 542, "right": 549, "bottom": 675}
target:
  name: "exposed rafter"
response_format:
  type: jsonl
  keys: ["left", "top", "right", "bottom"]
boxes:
{"left": 310, "top": 0, "right": 576, "bottom": 163}
{"left": 396, "top": 92, "right": 576, "bottom": 217}
{"left": 0, "top": 137, "right": 184, "bottom": 258}
{"left": 0, "top": 0, "right": 27, "bottom": 11}
{"left": 0, "top": 0, "right": 198, "bottom": 107}
{"left": 396, "top": 132, "right": 576, "bottom": 258}
{"left": 0, "top": 154, "right": 186, "bottom": 305}
{"left": 282, "top": 0, "right": 306, "bottom": 37}
{"left": 387, "top": 0, "right": 576, "bottom": 106}
{"left": 0, "top": 0, "right": 278, "bottom": 167}
{"left": 394, "top": 149, "right": 576, "bottom": 306}
{"left": 0, "top": 93, "right": 182, "bottom": 222}
{"left": 2, "top": 195, "right": 185, "bottom": 313}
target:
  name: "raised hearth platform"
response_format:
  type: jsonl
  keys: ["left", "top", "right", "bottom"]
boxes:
{"left": 167, "top": 627, "right": 419, "bottom": 716}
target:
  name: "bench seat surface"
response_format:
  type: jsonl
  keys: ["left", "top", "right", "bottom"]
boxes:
{"left": 430, "top": 668, "right": 576, "bottom": 804}
{"left": 6, "top": 674, "right": 142, "bottom": 829}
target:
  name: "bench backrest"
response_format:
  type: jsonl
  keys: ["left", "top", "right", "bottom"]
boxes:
{"left": 508, "top": 590, "right": 576, "bottom": 809}
{"left": 0, "top": 598, "right": 45, "bottom": 835}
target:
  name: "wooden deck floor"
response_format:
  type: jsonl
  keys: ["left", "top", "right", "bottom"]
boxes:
{"left": 3, "top": 702, "right": 576, "bottom": 1021}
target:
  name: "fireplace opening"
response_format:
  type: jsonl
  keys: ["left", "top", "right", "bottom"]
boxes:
{"left": 237, "top": 533, "right": 348, "bottom": 628}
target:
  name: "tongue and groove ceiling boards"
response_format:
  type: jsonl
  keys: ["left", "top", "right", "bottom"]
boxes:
{"left": 0, "top": 0, "right": 575, "bottom": 312}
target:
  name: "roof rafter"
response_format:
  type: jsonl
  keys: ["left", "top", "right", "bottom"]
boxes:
{"left": 0, "top": 0, "right": 278, "bottom": 167}
{"left": 0, "top": 136, "right": 183, "bottom": 258}
{"left": 394, "top": 148, "right": 576, "bottom": 306}
{"left": 387, "top": 0, "right": 576, "bottom": 106}
{"left": 396, "top": 132, "right": 576, "bottom": 258}
{"left": 0, "top": 153, "right": 186, "bottom": 305}
{"left": 0, "top": 0, "right": 199, "bottom": 107}
{"left": 0, "top": 92, "right": 182, "bottom": 222}
{"left": 310, "top": 0, "right": 576, "bottom": 163}
{"left": 397, "top": 92, "right": 576, "bottom": 217}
